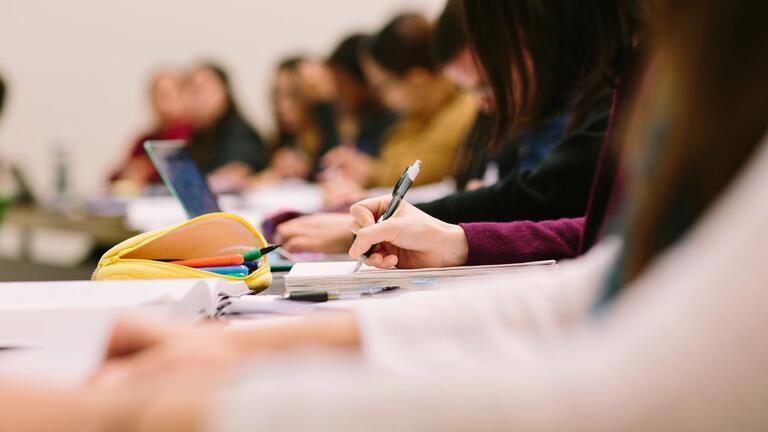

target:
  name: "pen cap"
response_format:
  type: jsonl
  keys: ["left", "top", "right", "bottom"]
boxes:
{"left": 407, "top": 160, "right": 422, "bottom": 181}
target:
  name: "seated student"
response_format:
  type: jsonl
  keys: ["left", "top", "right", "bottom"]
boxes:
{"left": 275, "top": 0, "right": 636, "bottom": 254}
{"left": 326, "top": 34, "right": 398, "bottom": 158}
{"left": 185, "top": 63, "right": 267, "bottom": 192}
{"left": 321, "top": 13, "right": 479, "bottom": 190}
{"left": 1, "top": 1, "right": 767, "bottom": 428}
{"left": 435, "top": 0, "right": 566, "bottom": 191}
{"left": 84, "top": 1, "right": 767, "bottom": 429}
{"left": 110, "top": 69, "right": 192, "bottom": 194}
{"left": 257, "top": 56, "right": 333, "bottom": 182}
{"left": 256, "top": 49, "right": 396, "bottom": 184}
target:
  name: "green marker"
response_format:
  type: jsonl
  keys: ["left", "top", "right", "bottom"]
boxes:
{"left": 243, "top": 244, "right": 281, "bottom": 261}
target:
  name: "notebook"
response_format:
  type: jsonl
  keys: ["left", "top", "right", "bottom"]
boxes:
{"left": 0, "top": 279, "right": 249, "bottom": 387}
{"left": 283, "top": 260, "right": 557, "bottom": 293}
{"left": 0, "top": 278, "right": 248, "bottom": 347}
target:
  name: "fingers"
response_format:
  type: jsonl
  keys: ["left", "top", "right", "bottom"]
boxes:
{"left": 105, "top": 318, "right": 171, "bottom": 360}
{"left": 349, "top": 220, "right": 402, "bottom": 258}
{"left": 275, "top": 217, "right": 307, "bottom": 240}
{"left": 350, "top": 195, "right": 391, "bottom": 224}
{"left": 365, "top": 252, "right": 398, "bottom": 269}
{"left": 283, "top": 235, "right": 319, "bottom": 253}
{"left": 349, "top": 201, "right": 378, "bottom": 230}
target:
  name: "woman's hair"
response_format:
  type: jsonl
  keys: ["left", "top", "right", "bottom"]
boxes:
{"left": 272, "top": 55, "right": 315, "bottom": 149}
{"left": 194, "top": 61, "right": 242, "bottom": 120}
{"left": 328, "top": 34, "right": 369, "bottom": 83}
{"left": 459, "top": 0, "right": 645, "bottom": 142}
{"left": 364, "top": 13, "right": 437, "bottom": 77}
{"left": 433, "top": 0, "right": 467, "bottom": 67}
{"left": 618, "top": 0, "right": 768, "bottom": 284}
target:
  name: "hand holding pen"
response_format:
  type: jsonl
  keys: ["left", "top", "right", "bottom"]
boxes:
{"left": 347, "top": 161, "right": 470, "bottom": 270}
{"left": 350, "top": 160, "right": 421, "bottom": 272}
{"left": 348, "top": 197, "right": 469, "bottom": 270}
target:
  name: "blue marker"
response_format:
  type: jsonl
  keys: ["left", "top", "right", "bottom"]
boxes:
{"left": 199, "top": 265, "right": 250, "bottom": 276}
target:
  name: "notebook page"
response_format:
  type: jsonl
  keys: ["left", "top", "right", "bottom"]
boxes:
{"left": 284, "top": 260, "right": 557, "bottom": 292}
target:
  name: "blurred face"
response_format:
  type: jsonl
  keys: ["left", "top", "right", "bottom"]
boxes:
{"left": 330, "top": 66, "right": 366, "bottom": 115}
{"left": 185, "top": 67, "right": 229, "bottom": 128}
{"left": 362, "top": 55, "right": 431, "bottom": 115}
{"left": 273, "top": 69, "right": 309, "bottom": 133}
{"left": 443, "top": 47, "right": 494, "bottom": 112}
{"left": 150, "top": 71, "right": 187, "bottom": 124}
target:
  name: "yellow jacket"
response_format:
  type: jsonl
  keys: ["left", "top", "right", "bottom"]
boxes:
{"left": 368, "top": 91, "right": 479, "bottom": 187}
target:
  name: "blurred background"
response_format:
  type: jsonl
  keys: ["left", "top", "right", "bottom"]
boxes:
{"left": 0, "top": 0, "right": 444, "bottom": 199}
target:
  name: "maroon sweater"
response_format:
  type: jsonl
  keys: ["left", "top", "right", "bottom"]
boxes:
{"left": 460, "top": 89, "right": 623, "bottom": 265}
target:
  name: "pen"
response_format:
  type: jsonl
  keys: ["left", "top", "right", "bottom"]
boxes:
{"left": 283, "top": 286, "right": 400, "bottom": 303}
{"left": 353, "top": 160, "right": 421, "bottom": 273}
{"left": 242, "top": 244, "right": 281, "bottom": 261}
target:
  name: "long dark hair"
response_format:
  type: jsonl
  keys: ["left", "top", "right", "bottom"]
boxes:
{"left": 618, "top": 0, "right": 768, "bottom": 284}
{"left": 272, "top": 56, "right": 314, "bottom": 150}
{"left": 459, "top": 0, "right": 644, "bottom": 144}
{"left": 195, "top": 61, "right": 243, "bottom": 122}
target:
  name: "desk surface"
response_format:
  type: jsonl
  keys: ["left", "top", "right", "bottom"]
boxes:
{"left": 4, "top": 205, "right": 138, "bottom": 248}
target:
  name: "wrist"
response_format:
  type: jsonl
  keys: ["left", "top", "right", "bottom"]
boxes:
{"left": 439, "top": 223, "right": 469, "bottom": 267}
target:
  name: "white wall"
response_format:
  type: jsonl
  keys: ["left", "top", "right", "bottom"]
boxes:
{"left": 0, "top": 0, "right": 445, "bottom": 198}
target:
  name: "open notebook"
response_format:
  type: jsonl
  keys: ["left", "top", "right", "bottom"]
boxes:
{"left": 284, "top": 260, "right": 557, "bottom": 293}
{"left": 0, "top": 279, "right": 248, "bottom": 348}
{"left": 0, "top": 278, "right": 249, "bottom": 387}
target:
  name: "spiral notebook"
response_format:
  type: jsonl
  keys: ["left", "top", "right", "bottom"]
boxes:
{"left": 283, "top": 260, "right": 557, "bottom": 293}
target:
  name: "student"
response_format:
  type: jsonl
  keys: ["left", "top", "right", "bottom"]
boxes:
{"left": 276, "top": 0, "right": 639, "bottom": 254}
{"left": 110, "top": 69, "right": 192, "bottom": 193}
{"left": 185, "top": 63, "right": 267, "bottom": 192}
{"left": 258, "top": 48, "right": 396, "bottom": 183}
{"left": 87, "top": 1, "right": 768, "bottom": 430}
{"left": 321, "top": 14, "right": 479, "bottom": 189}
{"left": 326, "top": 34, "right": 398, "bottom": 158}
{"left": 435, "top": 0, "right": 566, "bottom": 190}
{"left": 1, "top": 1, "right": 767, "bottom": 428}
{"left": 259, "top": 56, "right": 335, "bottom": 182}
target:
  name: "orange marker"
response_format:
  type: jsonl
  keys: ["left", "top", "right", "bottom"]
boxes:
{"left": 170, "top": 254, "right": 244, "bottom": 268}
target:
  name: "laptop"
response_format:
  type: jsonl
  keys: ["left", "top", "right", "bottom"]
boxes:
{"left": 144, "top": 140, "right": 295, "bottom": 270}
{"left": 143, "top": 140, "right": 222, "bottom": 218}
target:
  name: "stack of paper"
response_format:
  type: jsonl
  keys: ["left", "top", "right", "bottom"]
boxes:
{"left": 0, "top": 278, "right": 247, "bottom": 330}
{"left": 0, "top": 278, "right": 248, "bottom": 386}
{"left": 284, "top": 260, "right": 556, "bottom": 293}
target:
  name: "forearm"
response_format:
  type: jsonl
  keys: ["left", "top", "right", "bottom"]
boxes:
{"left": 226, "top": 313, "right": 361, "bottom": 356}
{"left": 0, "top": 383, "right": 108, "bottom": 432}
{"left": 461, "top": 217, "right": 585, "bottom": 265}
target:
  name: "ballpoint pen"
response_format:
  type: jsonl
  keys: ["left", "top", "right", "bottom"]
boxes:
{"left": 353, "top": 160, "right": 421, "bottom": 273}
{"left": 283, "top": 286, "right": 400, "bottom": 303}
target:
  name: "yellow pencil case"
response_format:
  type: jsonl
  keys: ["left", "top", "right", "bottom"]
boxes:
{"left": 93, "top": 212, "right": 272, "bottom": 292}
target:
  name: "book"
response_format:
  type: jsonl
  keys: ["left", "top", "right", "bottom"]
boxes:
{"left": 0, "top": 279, "right": 248, "bottom": 347}
{"left": 283, "top": 260, "right": 557, "bottom": 293}
{"left": 0, "top": 278, "right": 249, "bottom": 387}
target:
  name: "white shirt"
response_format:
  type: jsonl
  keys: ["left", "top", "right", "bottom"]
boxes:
{"left": 210, "top": 135, "right": 768, "bottom": 431}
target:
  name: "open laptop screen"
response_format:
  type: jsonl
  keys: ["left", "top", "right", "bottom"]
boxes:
{"left": 144, "top": 140, "right": 222, "bottom": 218}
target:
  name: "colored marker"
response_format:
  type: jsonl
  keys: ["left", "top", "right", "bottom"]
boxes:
{"left": 199, "top": 265, "right": 250, "bottom": 276}
{"left": 242, "top": 261, "right": 260, "bottom": 273}
{"left": 243, "top": 244, "right": 281, "bottom": 261}
{"left": 165, "top": 245, "right": 279, "bottom": 268}
{"left": 170, "top": 254, "right": 244, "bottom": 268}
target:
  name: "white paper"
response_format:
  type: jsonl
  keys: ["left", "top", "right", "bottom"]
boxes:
{"left": 284, "top": 260, "right": 557, "bottom": 292}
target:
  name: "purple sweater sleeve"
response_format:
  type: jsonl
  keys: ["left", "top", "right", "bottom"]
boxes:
{"left": 459, "top": 217, "right": 585, "bottom": 265}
